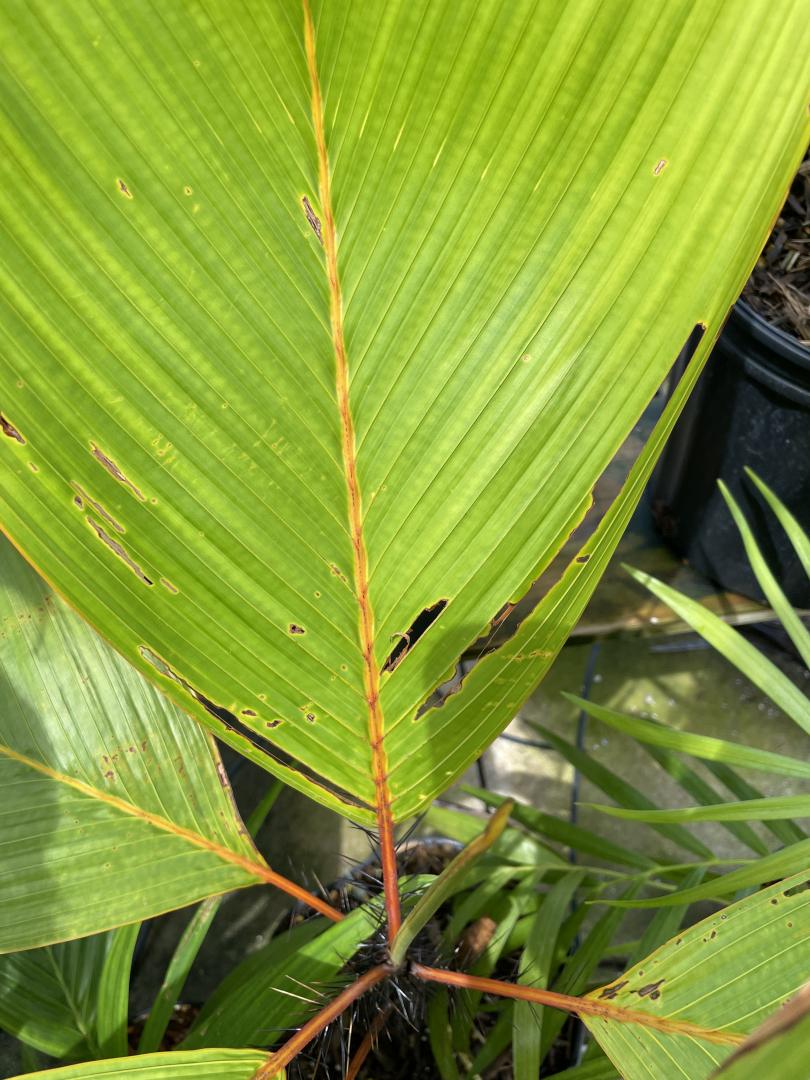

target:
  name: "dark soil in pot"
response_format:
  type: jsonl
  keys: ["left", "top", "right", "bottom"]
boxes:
{"left": 288, "top": 838, "right": 582, "bottom": 1080}
{"left": 651, "top": 149, "right": 810, "bottom": 608}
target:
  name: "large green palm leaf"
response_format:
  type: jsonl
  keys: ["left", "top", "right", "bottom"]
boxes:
{"left": 0, "top": 0, "right": 808, "bottom": 827}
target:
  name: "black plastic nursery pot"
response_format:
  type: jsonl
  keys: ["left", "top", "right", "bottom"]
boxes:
{"left": 652, "top": 299, "right": 810, "bottom": 608}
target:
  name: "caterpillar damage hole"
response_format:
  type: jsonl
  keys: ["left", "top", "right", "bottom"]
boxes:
{"left": 87, "top": 518, "right": 152, "bottom": 584}
{"left": 138, "top": 646, "right": 372, "bottom": 812}
{"left": 90, "top": 443, "right": 146, "bottom": 501}
{"left": 383, "top": 599, "right": 449, "bottom": 673}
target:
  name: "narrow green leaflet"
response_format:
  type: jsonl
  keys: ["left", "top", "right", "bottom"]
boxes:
{"left": 584, "top": 872, "right": 810, "bottom": 1079}
{"left": 624, "top": 568, "right": 810, "bottom": 736}
{"left": 0, "top": 933, "right": 110, "bottom": 1059}
{"left": 139, "top": 780, "right": 284, "bottom": 1055}
{"left": 633, "top": 743, "right": 768, "bottom": 857}
{"left": 182, "top": 904, "right": 380, "bottom": 1050}
{"left": 96, "top": 924, "right": 140, "bottom": 1059}
{"left": 718, "top": 481, "right": 810, "bottom": 668}
{"left": 7, "top": 1050, "right": 278, "bottom": 1080}
{"left": 0, "top": 537, "right": 274, "bottom": 952}
{"left": 628, "top": 868, "right": 706, "bottom": 966}
{"left": 599, "top": 840, "right": 810, "bottom": 908}
{"left": 745, "top": 469, "right": 810, "bottom": 579}
{"left": 566, "top": 698, "right": 810, "bottom": 780}
{"left": 0, "top": 0, "right": 807, "bottom": 824}
{"left": 704, "top": 762, "right": 807, "bottom": 847}
{"left": 466, "top": 786, "right": 658, "bottom": 869}
{"left": 532, "top": 723, "right": 712, "bottom": 859}
{"left": 587, "top": 796, "right": 810, "bottom": 824}
{"left": 513, "top": 871, "right": 584, "bottom": 1079}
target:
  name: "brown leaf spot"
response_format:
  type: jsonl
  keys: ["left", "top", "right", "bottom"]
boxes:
{"left": 90, "top": 444, "right": 146, "bottom": 500}
{"left": 599, "top": 980, "right": 628, "bottom": 1000}
{"left": 117, "top": 178, "right": 133, "bottom": 199}
{"left": 72, "top": 483, "right": 125, "bottom": 533}
{"left": 301, "top": 195, "right": 323, "bottom": 244}
{"left": 86, "top": 517, "right": 153, "bottom": 584}
{"left": 159, "top": 578, "right": 179, "bottom": 594}
{"left": 0, "top": 414, "right": 25, "bottom": 444}
{"left": 636, "top": 980, "right": 664, "bottom": 1001}
{"left": 653, "top": 158, "right": 668, "bottom": 176}
{"left": 289, "top": 623, "right": 306, "bottom": 635}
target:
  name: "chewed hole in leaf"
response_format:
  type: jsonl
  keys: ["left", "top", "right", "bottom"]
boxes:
{"left": 383, "top": 599, "right": 448, "bottom": 673}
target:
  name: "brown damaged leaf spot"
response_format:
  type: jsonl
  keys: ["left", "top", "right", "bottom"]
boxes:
{"left": 241, "top": 708, "right": 257, "bottom": 717}
{"left": 1, "top": 414, "right": 25, "bottom": 444}
{"left": 117, "top": 178, "right": 133, "bottom": 199}
{"left": 635, "top": 980, "right": 665, "bottom": 1001}
{"left": 599, "top": 980, "right": 628, "bottom": 1000}
{"left": 653, "top": 158, "right": 668, "bottom": 176}
{"left": 784, "top": 878, "right": 810, "bottom": 897}
{"left": 90, "top": 443, "right": 146, "bottom": 501}
{"left": 87, "top": 518, "right": 153, "bottom": 585}
{"left": 329, "top": 563, "right": 348, "bottom": 583}
{"left": 266, "top": 719, "right": 283, "bottom": 729}
{"left": 138, "top": 646, "right": 372, "bottom": 812}
{"left": 383, "top": 599, "right": 448, "bottom": 673}
{"left": 575, "top": 554, "right": 591, "bottom": 564}
{"left": 72, "top": 483, "right": 124, "bottom": 533}
{"left": 160, "top": 578, "right": 179, "bottom": 594}
{"left": 289, "top": 623, "right": 306, "bottom": 635}
{"left": 301, "top": 195, "right": 323, "bottom": 244}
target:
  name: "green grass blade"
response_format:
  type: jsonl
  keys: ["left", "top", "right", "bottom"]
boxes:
{"left": 137, "top": 900, "right": 220, "bottom": 1056}
{"left": 539, "top": 885, "right": 639, "bottom": 1060}
{"left": 719, "top": 480, "right": 810, "bottom": 667}
{"left": 624, "top": 567, "right": 810, "bottom": 735}
{"left": 427, "top": 988, "right": 461, "bottom": 1080}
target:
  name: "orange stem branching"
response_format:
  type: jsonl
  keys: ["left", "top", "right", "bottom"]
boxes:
{"left": 411, "top": 964, "right": 745, "bottom": 1046}
{"left": 251, "top": 965, "right": 392, "bottom": 1078}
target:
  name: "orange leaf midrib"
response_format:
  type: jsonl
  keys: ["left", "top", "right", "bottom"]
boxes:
{"left": 302, "top": 0, "right": 401, "bottom": 941}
